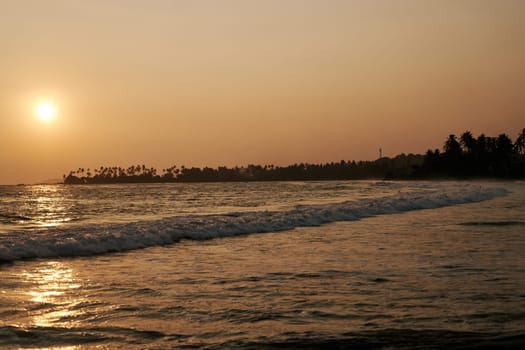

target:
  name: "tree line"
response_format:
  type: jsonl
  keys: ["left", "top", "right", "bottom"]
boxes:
{"left": 415, "top": 128, "right": 525, "bottom": 178}
{"left": 63, "top": 155, "right": 423, "bottom": 184}
{"left": 63, "top": 128, "right": 525, "bottom": 184}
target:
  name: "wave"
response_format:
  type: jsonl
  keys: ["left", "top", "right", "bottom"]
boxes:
{"left": 0, "top": 325, "right": 165, "bottom": 348}
{"left": 0, "top": 185, "right": 507, "bottom": 262}
{"left": 3, "top": 325, "right": 522, "bottom": 349}
{"left": 0, "top": 213, "right": 32, "bottom": 224}
{"left": 459, "top": 221, "right": 525, "bottom": 226}
{"left": 210, "top": 329, "right": 525, "bottom": 350}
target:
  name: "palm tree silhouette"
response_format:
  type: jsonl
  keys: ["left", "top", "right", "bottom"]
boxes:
{"left": 444, "top": 134, "right": 461, "bottom": 156}
{"left": 460, "top": 131, "right": 476, "bottom": 154}
{"left": 515, "top": 128, "right": 525, "bottom": 155}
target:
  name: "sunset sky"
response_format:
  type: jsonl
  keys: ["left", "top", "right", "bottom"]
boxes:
{"left": 1, "top": 0, "right": 524, "bottom": 184}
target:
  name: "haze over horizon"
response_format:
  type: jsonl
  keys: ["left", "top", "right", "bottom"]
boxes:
{"left": 1, "top": 0, "right": 524, "bottom": 185}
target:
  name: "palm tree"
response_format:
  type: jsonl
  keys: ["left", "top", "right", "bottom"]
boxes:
{"left": 476, "top": 134, "right": 487, "bottom": 154}
{"left": 514, "top": 128, "right": 525, "bottom": 155}
{"left": 460, "top": 131, "right": 476, "bottom": 154}
{"left": 444, "top": 134, "right": 461, "bottom": 156}
{"left": 496, "top": 134, "right": 513, "bottom": 155}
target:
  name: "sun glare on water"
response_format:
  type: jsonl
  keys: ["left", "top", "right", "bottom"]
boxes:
{"left": 35, "top": 101, "right": 56, "bottom": 122}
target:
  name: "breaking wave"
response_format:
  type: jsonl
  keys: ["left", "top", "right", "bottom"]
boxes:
{"left": 0, "top": 185, "right": 507, "bottom": 262}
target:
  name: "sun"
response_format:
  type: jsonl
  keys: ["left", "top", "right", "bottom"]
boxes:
{"left": 35, "top": 101, "right": 56, "bottom": 122}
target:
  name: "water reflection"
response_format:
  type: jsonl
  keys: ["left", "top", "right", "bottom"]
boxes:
{"left": 30, "top": 186, "right": 73, "bottom": 229}
{"left": 25, "top": 347, "right": 80, "bottom": 350}
{"left": 22, "top": 261, "right": 84, "bottom": 328}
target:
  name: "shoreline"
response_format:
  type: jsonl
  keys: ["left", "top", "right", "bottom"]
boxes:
{"left": 2, "top": 176, "right": 523, "bottom": 187}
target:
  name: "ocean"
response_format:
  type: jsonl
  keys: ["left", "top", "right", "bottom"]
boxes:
{"left": 0, "top": 181, "right": 524, "bottom": 349}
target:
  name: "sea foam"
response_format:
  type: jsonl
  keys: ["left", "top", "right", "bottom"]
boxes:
{"left": 0, "top": 184, "right": 507, "bottom": 262}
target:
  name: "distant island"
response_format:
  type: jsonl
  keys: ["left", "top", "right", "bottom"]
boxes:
{"left": 63, "top": 129, "right": 525, "bottom": 184}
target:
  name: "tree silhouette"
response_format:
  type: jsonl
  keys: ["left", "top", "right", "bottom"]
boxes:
{"left": 62, "top": 128, "right": 525, "bottom": 184}
{"left": 417, "top": 129, "right": 525, "bottom": 178}
{"left": 444, "top": 134, "right": 461, "bottom": 156}
{"left": 514, "top": 128, "right": 525, "bottom": 155}
{"left": 460, "top": 131, "right": 476, "bottom": 154}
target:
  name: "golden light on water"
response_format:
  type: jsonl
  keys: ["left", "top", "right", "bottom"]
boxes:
{"left": 23, "top": 261, "right": 83, "bottom": 328}
{"left": 29, "top": 186, "right": 73, "bottom": 229}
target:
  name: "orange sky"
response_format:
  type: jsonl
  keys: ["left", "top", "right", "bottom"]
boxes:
{"left": 1, "top": 0, "right": 524, "bottom": 184}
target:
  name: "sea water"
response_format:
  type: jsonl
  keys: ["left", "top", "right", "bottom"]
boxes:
{"left": 0, "top": 181, "right": 524, "bottom": 349}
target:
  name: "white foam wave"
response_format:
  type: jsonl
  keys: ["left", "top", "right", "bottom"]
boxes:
{"left": 0, "top": 184, "right": 507, "bottom": 262}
